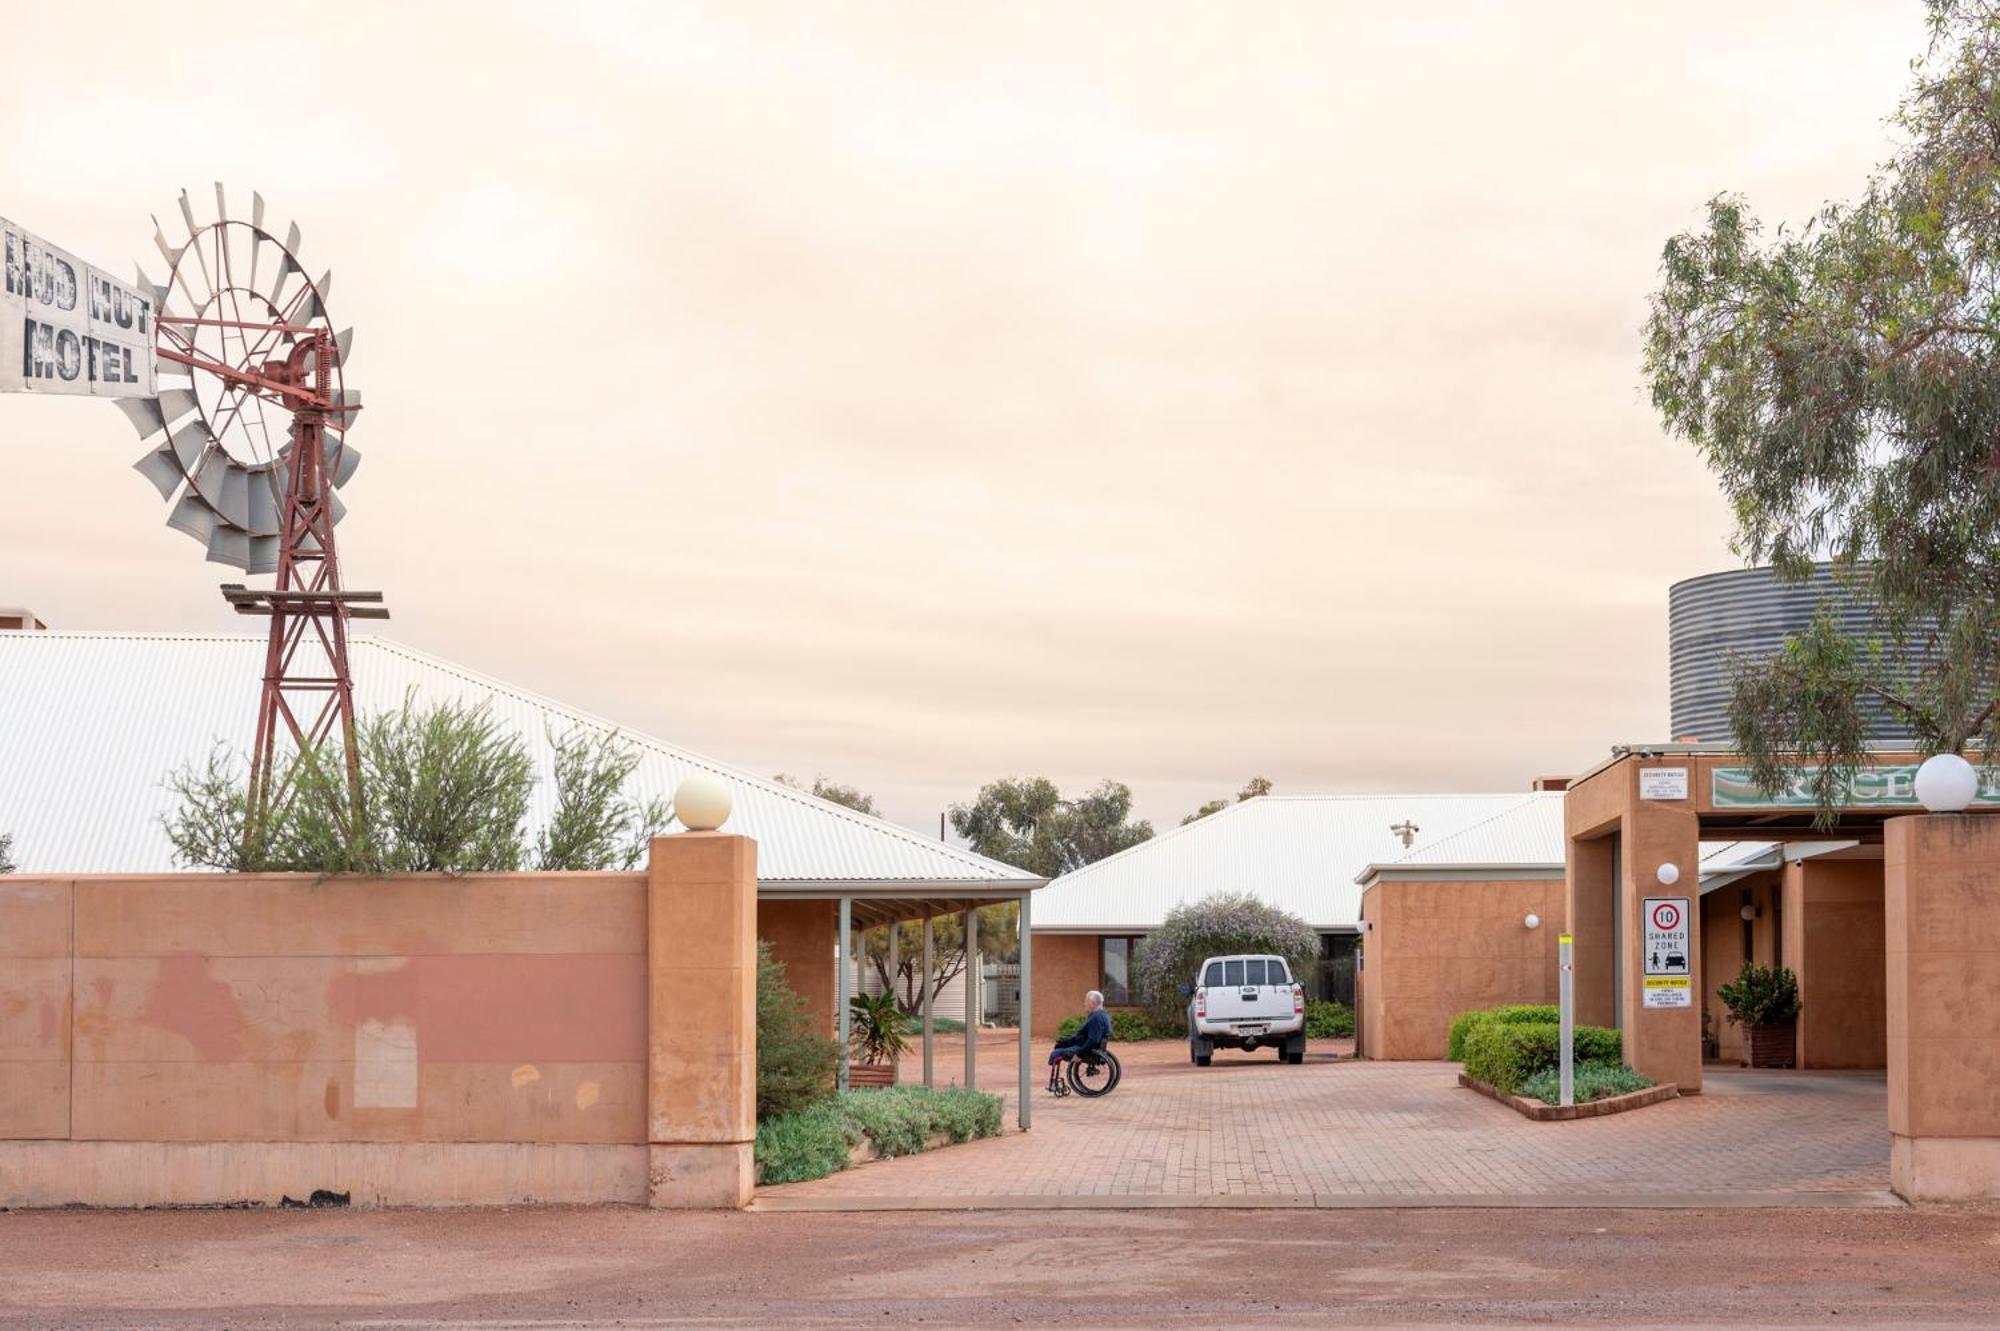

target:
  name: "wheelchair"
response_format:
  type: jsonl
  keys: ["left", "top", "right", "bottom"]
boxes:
{"left": 1046, "top": 1046, "right": 1121, "bottom": 1098}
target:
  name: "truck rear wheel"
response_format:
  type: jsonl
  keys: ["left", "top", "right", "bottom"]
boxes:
{"left": 1189, "top": 1034, "right": 1213, "bottom": 1067}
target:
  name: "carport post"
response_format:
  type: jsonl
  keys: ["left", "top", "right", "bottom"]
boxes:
{"left": 963, "top": 907, "right": 977, "bottom": 1088}
{"left": 922, "top": 911, "right": 935, "bottom": 1087}
{"left": 1018, "top": 891, "right": 1032, "bottom": 1130}
{"left": 1559, "top": 932, "right": 1575, "bottom": 1108}
{"left": 837, "top": 896, "right": 852, "bottom": 1092}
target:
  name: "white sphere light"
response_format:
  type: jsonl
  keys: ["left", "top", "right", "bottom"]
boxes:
{"left": 1914, "top": 753, "right": 1979, "bottom": 813}
{"left": 1523, "top": 913, "right": 1541, "bottom": 930}
{"left": 673, "top": 774, "right": 733, "bottom": 832}
{"left": 1657, "top": 862, "right": 1681, "bottom": 886}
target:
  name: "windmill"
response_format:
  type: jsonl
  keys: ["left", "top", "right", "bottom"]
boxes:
{"left": 2, "top": 187, "right": 384, "bottom": 836}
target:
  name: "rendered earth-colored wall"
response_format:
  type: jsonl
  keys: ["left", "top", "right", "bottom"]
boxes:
{"left": 1030, "top": 934, "right": 1102, "bottom": 1037}
{"left": 758, "top": 899, "right": 837, "bottom": 1033}
{"left": 1358, "top": 877, "right": 1564, "bottom": 1060}
{"left": 0, "top": 835, "right": 759, "bottom": 1209}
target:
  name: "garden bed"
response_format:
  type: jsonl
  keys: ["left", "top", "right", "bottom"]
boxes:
{"left": 754, "top": 1085, "right": 1004, "bottom": 1185}
{"left": 1459, "top": 1071, "right": 1679, "bottom": 1121}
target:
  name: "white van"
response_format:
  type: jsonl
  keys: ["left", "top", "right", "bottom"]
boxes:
{"left": 1185, "top": 954, "right": 1307, "bottom": 1065}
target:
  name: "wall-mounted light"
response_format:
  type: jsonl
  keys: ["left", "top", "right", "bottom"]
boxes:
{"left": 1523, "top": 913, "right": 1541, "bottom": 930}
{"left": 1657, "top": 862, "right": 1681, "bottom": 886}
{"left": 1740, "top": 903, "right": 1759, "bottom": 922}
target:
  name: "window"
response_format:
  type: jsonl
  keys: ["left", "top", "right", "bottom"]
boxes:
{"left": 1242, "top": 959, "right": 1268, "bottom": 985}
{"left": 1224, "top": 959, "right": 1245, "bottom": 986}
{"left": 1099, "top": 936, "right": 1144, "bottom": 1006}
{"left": 1267, "top": 959, "right": 1291, "bottom": 985}
{"left": 1203, "top": 961, "right": 1224, "bottom": 986}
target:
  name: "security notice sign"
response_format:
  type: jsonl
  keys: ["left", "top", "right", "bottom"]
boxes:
{"left": 1641, "top": 896, "right": 1692, "bottom": 1009}
{"left": 0, "top": 217, "right": 155, "bottom": 397}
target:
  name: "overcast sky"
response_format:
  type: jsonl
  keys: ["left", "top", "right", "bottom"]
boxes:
{"left": 0, "top": 1, "right": 1928, "bottom": 834}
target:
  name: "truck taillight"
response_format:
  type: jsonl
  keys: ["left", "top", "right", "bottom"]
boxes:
{"left": 1195, "top": 988, "right": 1206, "bottom": 1018}
{"left": 1292, "top": 983, "right": 1305, "bottom": 1015}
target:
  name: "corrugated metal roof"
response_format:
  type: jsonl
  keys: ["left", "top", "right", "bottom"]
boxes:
{"left": 1032, "top": 793, "right": 1553, "bottom": 932}
{"left": 1356, "top": 793, "right": 1567, "bottom": 880}
{"left": 0, "top": 631, "right": 1038, "bottom": 885}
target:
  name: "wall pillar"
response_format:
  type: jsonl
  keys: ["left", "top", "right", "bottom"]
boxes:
{"left": 1619, "top": 804, "right": 1702, "bottom": 1092}
{"left": 1886, "top": 814, "right": 2000, "bottom": 1201}
{"left": 646, "top": 833, "right": 757, "bottom": 1209}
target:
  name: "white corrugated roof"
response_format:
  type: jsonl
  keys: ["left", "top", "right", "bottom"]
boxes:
{"left": 1355, "top": 793, "right": 1567, "bottom": 882}
{"left": 1032, "top": 793, "right": 1554, "bottom": 932}
{"left": 0, "top": 631, "right": 1038, "bottom": 885}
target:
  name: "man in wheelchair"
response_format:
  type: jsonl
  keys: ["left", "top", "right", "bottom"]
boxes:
{"left": 1046, "top": 990, "right": 1120, "bottom": 1096}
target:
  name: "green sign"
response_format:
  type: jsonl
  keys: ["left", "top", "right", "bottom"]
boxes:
{"left": 1710, "top": 764, "right": 2000, "bottom": 809}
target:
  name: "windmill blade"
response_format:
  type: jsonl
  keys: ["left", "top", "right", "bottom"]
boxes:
{"left": 285, "top": 219, "right": 302, "bottom": 255}
{"left": 245, "top": 535, "right": 278, "bottom": 575}
{"left": 158, "top": 387, "right": 200, "bottom": 422}
{"left": 213, "top": 181, "right": 228, "bottom": 223}
{"left": 215, "top": 460, "right": 252, "bottom": 529}
{"left": 330, "top": 388, "right": 363, "bottom": 429}
{"left": 269, "top": 249, "right": 298, "bottom": 307}
{"left": 132, "top": 445, "right": 184, "bottom": 500}
{"left": 168, "top": 419, "right": 209, "bottom": 472}
{"left": 335, "top": 326, "right": 354, "bottom": 366}
{"left": 328, "top": 490, "right": 348, "bottom": 526}
{"left": 114, "top": 396, "right": 166, "bottom": 440}
{"left": 178, "top": 189, "right": 215, "bottom": 296}
{"left": 296, "top": 284, "right": 322, "bottom": 324}
{"left": 166, "top": 491, "right": 219, "bottom": 543}
{"left": 205, "top": 526, "right": 251, "bottom": 570}
{"left": 326, "top": 439, "right": 361, "bottom": 487}
{"left": 151, "top": 219, "right": 186, "bottom": 269}
{"left": 252, "top": 191, "right": 266, "bottom": 230}
{"left": 314, "top": 270, "right": 333, "bottom": 307}
{"left": 131, "top": 264, "right": 170, "bottom": 312}
{"left": 190, "top": 444, "right": 231, "bottom": 508}
{"left": 246, "top": 470, "right": 281, "bottom": 535}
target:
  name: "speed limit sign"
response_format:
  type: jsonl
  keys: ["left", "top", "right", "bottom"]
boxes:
{"left": 1642, "top": 896, "right": 1692, "bottom": 1008}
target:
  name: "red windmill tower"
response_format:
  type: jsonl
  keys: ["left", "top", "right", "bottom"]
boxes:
{"left": 116, "top": 185, "right": 384, "bottom": 835}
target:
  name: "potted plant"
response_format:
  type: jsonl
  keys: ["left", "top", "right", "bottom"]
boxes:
{"left": 1716, "top": 963, "right": 1800, "bottom": 1068}
{"left": 847, "top": 991, "right": 910, "bottom": 1088}
{"left": 1701, "top": 1007, "right": 1720, "bottom": 1062}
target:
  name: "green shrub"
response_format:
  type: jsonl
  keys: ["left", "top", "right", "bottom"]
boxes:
{"left": 1305, "top": 1000, "right": 1354, "bottom": 1038}
{"left": 1717, "top": 962, "right": 1800, "bottom": 1025}
{"left": 752, "top": 1100, "right": 856, "bottom": 1183}
{"left": 1462, "top": 1020, "right": 1621, "bottom": 1094}
{"left": 1517, "top": 1062, "right": 1654, "bottom": 1106}
{"left": 1447, "top": 1003, "right": 1560, "bottom": 1061}
{"left": 753, "top": 1085, "right": 1005, "bottom": 1184}
{"left": 1056, "top": 1010, "right": 1173, "bottom": 1041}
{"left": 756, "top": 942, "right": 840, "bottom": 1122}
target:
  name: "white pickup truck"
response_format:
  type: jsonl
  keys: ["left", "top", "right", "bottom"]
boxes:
{"left": 1185, "top": 953, "right": 1307, "bottom": 1065}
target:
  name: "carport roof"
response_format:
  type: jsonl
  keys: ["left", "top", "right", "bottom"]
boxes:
{"left": 1032, "top": 792, "right": 1560, "bottom": 933}
{"left": 0, "top": 630, "right": 1041, "bottom": 890}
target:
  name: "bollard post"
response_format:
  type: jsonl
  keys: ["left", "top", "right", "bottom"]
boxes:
{"left": 1559, "top": 932, "right": 1575, "bottom": 1108}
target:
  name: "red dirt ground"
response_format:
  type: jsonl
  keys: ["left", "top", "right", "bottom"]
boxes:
{"left": 2, "top": 1203, "right": 1997, "bottom": 1328}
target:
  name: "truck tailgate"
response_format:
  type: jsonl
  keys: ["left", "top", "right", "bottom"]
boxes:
{"left": 1204, "top": 958, "right": 1293, "bottom": 1026}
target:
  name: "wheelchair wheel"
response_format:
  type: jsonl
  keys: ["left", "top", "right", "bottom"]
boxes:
{"left": 1066, "top": 1048, "right": 1120, "bottom": 1097}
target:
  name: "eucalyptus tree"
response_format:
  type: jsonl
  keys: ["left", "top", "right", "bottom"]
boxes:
{"left": 1645, "top": 0, "right": 2000, "bottom": 817}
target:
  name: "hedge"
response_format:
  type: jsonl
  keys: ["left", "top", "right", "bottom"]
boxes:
{"left": 1446, "top": 1004, "right": 1560, "bottom": 1062}
{"left": 754, "top": 1085, "right": 1005, "bottom": 1185}
{"left": 1055, "top": 1009, "right": 1173, "bottom": 1042}
{"left": 1461, "top": 1020, "right": 1621, "bottom": 1094}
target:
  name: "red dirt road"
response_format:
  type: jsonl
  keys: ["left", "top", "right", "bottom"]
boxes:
{"left": 2, "top": 1204, "right": 1998, "bottom": 1328}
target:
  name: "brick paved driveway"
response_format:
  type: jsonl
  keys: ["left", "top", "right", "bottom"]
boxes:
{"left": 756, "top": 1035, "right": 1891, "bottom": 1208}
